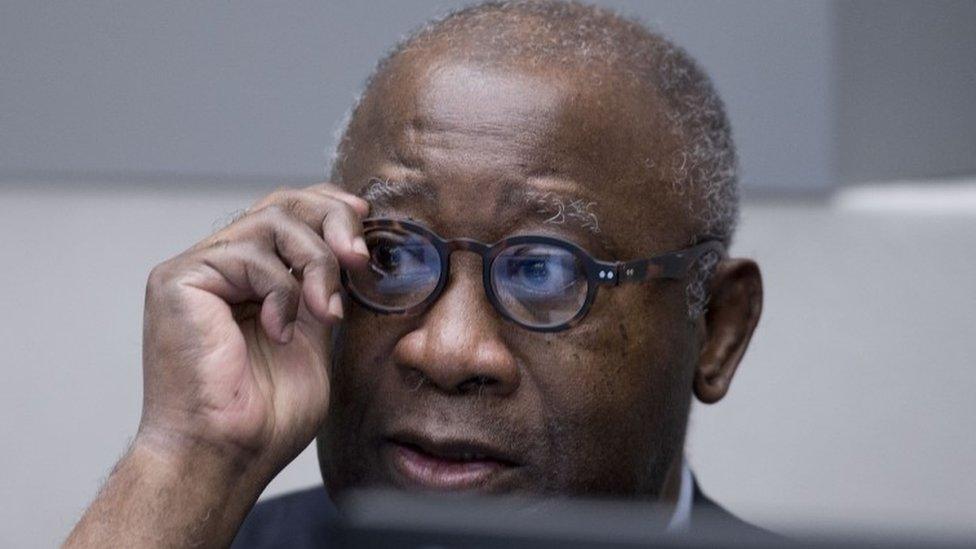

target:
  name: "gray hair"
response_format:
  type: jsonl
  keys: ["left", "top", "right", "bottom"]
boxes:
{"left": 328, "top": 0, "right": 738, "bottom": 318}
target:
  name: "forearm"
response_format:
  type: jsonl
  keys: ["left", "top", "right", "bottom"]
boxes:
{"left": 65, "top": 438, "right": 268, "bottom": 548}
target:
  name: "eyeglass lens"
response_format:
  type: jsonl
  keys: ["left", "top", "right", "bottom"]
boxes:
{"left": 490, "top": 244, "right": 587, "bottom": 327}
{"left": 345, "top": 229, "right": 441, "bottom": 310}
{"left": 344, "top": 225, "right": 590, "bottom": 328}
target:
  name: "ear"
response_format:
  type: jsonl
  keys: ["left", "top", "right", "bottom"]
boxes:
{"left": 694, "top": 258, "right": 763, "bottom": 404}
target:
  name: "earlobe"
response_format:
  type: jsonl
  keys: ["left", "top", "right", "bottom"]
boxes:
{"left": 693, "top": 258, "right": 763, "bottom": 404}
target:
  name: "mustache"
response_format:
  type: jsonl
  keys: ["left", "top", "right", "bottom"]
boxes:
{"left": 384, "top": 397, "right": 532, "bottom": 439}
{"left": 379, "top": 381, "right": 556, "bottom": 456}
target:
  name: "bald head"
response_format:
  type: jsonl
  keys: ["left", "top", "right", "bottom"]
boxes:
{"left": 332, "top": 0, "right": 738, "bottom": 250}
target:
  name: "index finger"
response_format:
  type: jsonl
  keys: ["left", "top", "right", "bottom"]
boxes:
{"left": 305, "top": 182, "right": 370, "bottom": 218}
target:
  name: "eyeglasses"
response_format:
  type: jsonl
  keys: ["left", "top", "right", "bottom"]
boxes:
{"left": 341, "top": 218, "right": 725, "bottom": 332}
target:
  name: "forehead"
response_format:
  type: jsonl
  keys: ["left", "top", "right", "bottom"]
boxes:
{"left": 341, "top": 53, "right": 695, "bottom": 253}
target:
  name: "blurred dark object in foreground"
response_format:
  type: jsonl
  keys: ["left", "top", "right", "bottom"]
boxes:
{"left": 331, "top": 489, "right": 971, "bottom": 548}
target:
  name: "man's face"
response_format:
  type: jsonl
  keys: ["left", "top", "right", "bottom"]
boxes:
{"left": 318, "top": 54, "right": 703, "bottom": 499}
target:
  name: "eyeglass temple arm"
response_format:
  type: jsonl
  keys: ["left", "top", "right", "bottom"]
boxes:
{"left": 598, "top": 240, "right": 726, "bottom": 285}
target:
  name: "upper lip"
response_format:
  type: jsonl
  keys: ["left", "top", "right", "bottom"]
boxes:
{"left": 386, "top": 430, "right": 521, "bottom": 466}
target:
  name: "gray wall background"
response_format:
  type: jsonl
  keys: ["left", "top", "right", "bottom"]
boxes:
{"left": 2, "top": 0, "right": 838, "bottom": 189}
{"left": 6, "top": 1, "right": 975, "bottom": 188}
{"left": 836, "top": 0, "right": 976, "bottom": 183}
{"left": 2, "top": 1, "right": 976, "bottom": 547}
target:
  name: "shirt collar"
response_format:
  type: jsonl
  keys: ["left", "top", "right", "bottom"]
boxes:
{"left": 665, "top": 459, "right": 694, "bottom": 532}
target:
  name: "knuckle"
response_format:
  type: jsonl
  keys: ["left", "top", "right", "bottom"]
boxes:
{"left": 267, "top": 186, "right": 295, "bottom": 203}
{"left": 200, "top": 236, "right": 232, "bottom": 251}
{"left": 146, "top": 260, "right": 177, "bottom": 291}
{"left": 323, "top": 201, "right": 358, "bottom": 231}
{"left": 282, "top": 196, "right": 304, "bottom": 216}
{"left": 266, "top": 188, "right": 309, "bottom": 215}
{"left": 261, "top": 203, "right": 288, "bottom": 219}
{"left": 310, "top": 182, "right": 338, "bottom": 191}
{"left": 307, "top": 182, "right": 343, "bottom": 197}
{"left": 144, "top": 259, "right": 193, "bottom": 312}
{"left": 331, "top": 198, "right": 357, "bottom": 218}
{"left": 254, "top": 204, "right": 301, "bottom": 233}
{"left": 232, "top": 240, "right": 268, "bottom": 263}
{"left": 250, "top": 186, "right": 290, "bottom": 209}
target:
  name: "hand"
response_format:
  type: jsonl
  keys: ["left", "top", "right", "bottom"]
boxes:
{"left": 136, "top": 183, "right": 369, "bottom": 478}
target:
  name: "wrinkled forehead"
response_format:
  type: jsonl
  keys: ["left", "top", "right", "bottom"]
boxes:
{"left": 339, "top": 52, "right": 696, "bottom": 251}
{"left": 356, "top": 53, "right": 672, "bottom": 177}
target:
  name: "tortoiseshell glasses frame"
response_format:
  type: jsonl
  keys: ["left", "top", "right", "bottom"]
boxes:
{"left": 341, "top": 218, "right": 726, "bottom": 332}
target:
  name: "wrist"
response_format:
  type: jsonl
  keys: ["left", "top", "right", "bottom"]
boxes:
{"left": 131, "top": 427, "right": 275, "bottom": 492}
{"left": 65, "top": 433, "right": 272, "bottom": 548}
{"left": 128, "top": 434, "right": 271, "bottom": 543}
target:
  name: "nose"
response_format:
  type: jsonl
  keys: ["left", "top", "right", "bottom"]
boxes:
{"left": 392, "top": 254, "right": 520, "bottom": 396}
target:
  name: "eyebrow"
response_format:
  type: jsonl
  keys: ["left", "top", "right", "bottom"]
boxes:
{"left": 359, "top": 177, "right": 437, "bottom": 206}
{"left": 506, "top": 187, "right": 602, "bottom": 235}
{"left": 358, "top": 177, "right": 616, "bottom": 253}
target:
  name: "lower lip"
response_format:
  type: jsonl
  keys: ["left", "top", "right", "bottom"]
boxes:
{"left": 388, "top": 442, "right": 511, "bottom": 490}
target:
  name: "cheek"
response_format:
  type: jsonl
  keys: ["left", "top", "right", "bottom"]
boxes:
{"left": 518, "top": 286, "right": 695, "bottom": 491}
{"left": 322, "top": 312, "right": 398, "bottom": 446}
{"left": 532, "top": 284, "right": 692, "bottom": 408}
{"left": 321, "top": 310, "right": 411, "bottom": 489}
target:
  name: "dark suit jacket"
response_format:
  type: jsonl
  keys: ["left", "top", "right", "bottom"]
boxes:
{"left": 232, "top": 481, "right": 769, "bottom": 548}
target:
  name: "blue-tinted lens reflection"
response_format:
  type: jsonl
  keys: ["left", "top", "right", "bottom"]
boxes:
{"left": 346, "top": 229, "right": 441, "bottom": 309}
{"left": 491, "top": 244, "right": 588, "bottom": 327}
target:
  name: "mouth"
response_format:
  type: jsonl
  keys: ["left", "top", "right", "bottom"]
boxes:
{"left": 384, "top": 431, "right": 520, "bottom": 491}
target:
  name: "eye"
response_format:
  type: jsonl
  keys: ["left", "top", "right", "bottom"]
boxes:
{"left": 345, "top": 227, "right": 442, "bottom": 307}
{"left": 502, "top": 251, "right": 578, "bottom": 297}
{"left": 513, "top": 257, "right": 555, "bottom": 286}
{"left": 369, "top": 237, "right": 430, "bottom": 276}
{"left": 362, "top": 231, "right": 441, "bottom": 298}
{"left": 370, "top": 239, "right": 404, "bottom": 273}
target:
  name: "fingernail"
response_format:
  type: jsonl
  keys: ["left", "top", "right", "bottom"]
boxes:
{"left": 351, "top": 237, "right": 369, "bottom": 257}
{"left": 328, "top": 292, "right": 344, "bottom": 319}
{"left": 281, "top": 323, "right": 295, "bottom": 344}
